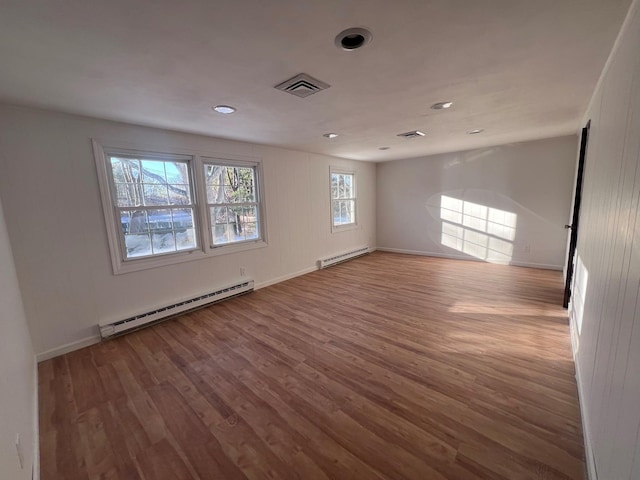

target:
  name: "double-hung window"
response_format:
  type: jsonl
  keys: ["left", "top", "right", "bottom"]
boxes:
{"left": 108, "top": 153, "right": 198, "bottom": 259}
{"left": 94, "top": 141, "right": 265, "bottom": 274}
{"left": 331, "top": 168, "right": 357, "bottom": 231}
{"left": 203, "top": 160, "right": 262, "bottom": 247}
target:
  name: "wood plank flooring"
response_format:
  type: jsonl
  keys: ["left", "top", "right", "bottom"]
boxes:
{"left": 38, "top": 252, "right": 585, "bottom": 479}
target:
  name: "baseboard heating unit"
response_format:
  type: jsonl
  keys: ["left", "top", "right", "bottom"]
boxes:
{"left": 99, "top": 279, "right": 254, "bottom": 339}
{"left": 319, "top": 246, "right": 370, "bottom": 269}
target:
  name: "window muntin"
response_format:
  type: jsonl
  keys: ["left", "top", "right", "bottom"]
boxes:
{"left": 108, "top": 155, "right": 198, "bottom": 260}
{"left": 331, "top": 170, "right": 356, "bottom": 228}
{"left": 204, "top": 162, "right": 262, "bottom": 246}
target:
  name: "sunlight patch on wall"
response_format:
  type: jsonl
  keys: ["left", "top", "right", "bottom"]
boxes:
{"left": 573, "top": 254, "right": 589, "bottom": 334}
{"left": 440, "top": 195, "right": 517, "bottom": 264}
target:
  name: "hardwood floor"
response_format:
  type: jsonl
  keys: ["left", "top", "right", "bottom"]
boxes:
{"left": 38, "top": 252, "right": 585, "bottom": 479}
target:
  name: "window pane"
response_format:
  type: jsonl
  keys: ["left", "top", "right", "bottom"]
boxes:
{"left": 171, "top": 208, "right": 196, "bottom": 251}
{"left": 143, "top": 184, "right": 169, "bottom": 206}
{"left": 141, "top": 160, "right": 166, "bottom": 184}
{"left": 115, "top": 183, "right": 141, "bottom": 207}
{"left": 167, "top": 162, "right": 188, "bottom": 184}
{"left": 204, "top": 165, "right": 222, "bottom": 202}
{"left": 125, "top": 233, "right": 152, "bottom": 258}
{"left": 112, "top": 158, "right": 141, "bottom": 183}
{"left": 331, "top": 172, "right": 354, "bottom": 201}
{"left": 128, "top": 210, "right": 149, "bottom": 234}
{"left": 240, "top": 206, "right": 258, "bottom": 241}
{"left": 110, "top": 158, "right": 125, "bottom": 182}
{"left": 152, "top": 231, "right": 176, "bottom": 254}
{"left": 344, "top": 175, "right": 352, "bottom": 198}
{"left": 148, "top": 209, "right": 172, "bottom": 232}
{"left": 168, "top": 184, "right": 191, "bottom": 205}
{"left": 222, "top": 184, "right": 237, "bottom": 203}
{"left": 345, "top": 199, "right": 355, "bottom": 223}
{"left": 205, "top": 165, "right": 221, "bottom": 183}
{"left": 211, "top": 206, "right": 230, "bottom": 245}
{"left": 333, "top": 201, "right": 341, "bottom": 225}
{"left": 332, "top": 199, "right": 355, "bottom": 227}
{"left": 229, "top": 206, "right": 244, "bottom": 241}
{"left": 210, "top": 204, "right": 260, "bottom": 245}
{"left": 172, "top": 208, "right": 194, "bottom": 230}
{"left": 205, "top": 165, "right": 257, "bottom": 204}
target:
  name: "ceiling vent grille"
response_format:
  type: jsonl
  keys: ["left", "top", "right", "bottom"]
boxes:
{"left": 397, "top": 130, "right": 426, "bottom": 139}
{"left": 275, "top": 73, "right": 330, "bottom": 98}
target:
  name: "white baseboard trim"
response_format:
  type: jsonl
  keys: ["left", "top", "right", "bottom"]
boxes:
{"left": 377, "top": 247, "right": 477, "bottom": 261}
{"left": 571, "top": 318, "right": 597, "bottom": 480}
{"left": 575, "top": 357, "right": 597, "bottom": 479}
{"left": 36, "top": 335, "right": 101, "bottom": 362}
{"left": 376, "top": 247, "right": 563, "bottom": 271}
{"left": 35, "top": 269, "right": 318, "bottom": 361}
{"left": 255, "top": 265, "right": 319, "bottom": 290}
{"left": 509, "top": 260, "right": 563, "bottom": 271}
{"left": 256, "top": 248, "right": 377, "bottom": 290}
{"left": 36, "top": 248, "right": 374, "bottom": 360}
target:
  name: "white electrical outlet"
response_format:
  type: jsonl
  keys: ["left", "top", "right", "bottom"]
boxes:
{"left": 524, "top": 244, "right": 531, "bottom": 253}
{"left": 240, "top": 267, "right": 246, "bottom": 277}
{"left": 16, "top": 433, "right": 24, "bottom": 470}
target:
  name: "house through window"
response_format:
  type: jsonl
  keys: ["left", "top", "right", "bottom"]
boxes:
{"left": 109, "top": 155, "right": 198, "bottom": 260}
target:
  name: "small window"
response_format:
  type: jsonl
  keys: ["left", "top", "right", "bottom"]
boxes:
{"left": 204, "top": 160, "right": 263, "bottom": 247}
{"left": 331, "top": 169, "right": 357, "bottom": 230}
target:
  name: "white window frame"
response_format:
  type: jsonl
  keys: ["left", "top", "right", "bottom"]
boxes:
{"left": 200, "top": 157, "right": 267, "bottom": 254}
{"left": 330, "top": 167, "right": 358, "bottom": 233}
{"left": 93, "top": 140, "right": 267, "bottom": 274}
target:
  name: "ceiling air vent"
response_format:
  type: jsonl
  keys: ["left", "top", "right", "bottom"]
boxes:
{"left": 397, "top": 130, "right": 426, "bottom": 139}
{"left": 275, "top": 73, "right": 330, "bottom": 98}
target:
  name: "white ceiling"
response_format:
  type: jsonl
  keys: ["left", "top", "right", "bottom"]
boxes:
{"left": 0, "top": 0, "right": 631, "bottom": 161}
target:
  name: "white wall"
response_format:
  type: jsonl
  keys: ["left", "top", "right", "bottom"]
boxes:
{"left": 376, "top": 136, "right": 577, "bottom": 269}
{"left": 569, "top": 1, "right": 640, "bottom": 478}
{"left": 0, "top": 194, "right": 37, "bottom": 480}
{"left": 0, "top": 104, "right": 376, "bottom": 358}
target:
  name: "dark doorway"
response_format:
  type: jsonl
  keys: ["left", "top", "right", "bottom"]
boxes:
{"left": 563, "top": 120, "right": 591, "bottom": 308}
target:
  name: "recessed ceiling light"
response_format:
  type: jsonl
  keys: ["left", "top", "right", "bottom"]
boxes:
{"left": 335, "top": 27, "right": 372, "bottom": 51}
{"left": 323, "top": 133, "right": 339, "bottom": 139}
{"left": 467, "top": 129, "right": 484, "bottom": 134}
{"left": 431, "top": 101, "right": 453, "bottom": 110}
{"left": 212, "top": 105, "right": 236, "bottom": 114}
{"left": 379, "top": 147, "right": 391, "bottom": 150}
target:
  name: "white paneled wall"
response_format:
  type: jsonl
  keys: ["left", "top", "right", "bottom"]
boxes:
{"left": 570, "top": 1, "right": 640, "bottom": 478}
{"left": 0, "top": 195, "right": 37, "bottom": 480}
{"left": 0, "top": 105, "right": 376, "bottom": 358}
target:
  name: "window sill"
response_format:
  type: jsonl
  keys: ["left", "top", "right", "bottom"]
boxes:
{"left": 112, "top": 240, "right": 268, "bottom": 274}
{"left": 332, "top": 223, "right": 359, "bottom": 234}
{"left": 209, "top": 239, "right": 268, "bottom": 256}
{"left": 114, "top": 249, "right": 209, "bottom": 275}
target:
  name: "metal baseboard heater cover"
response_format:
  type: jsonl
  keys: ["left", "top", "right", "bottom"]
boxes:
{"left": 319, "top": 247, "right": 369, "bottom": 269}
{"left": 99, "top": 279, "right": 254, "bottom": 339}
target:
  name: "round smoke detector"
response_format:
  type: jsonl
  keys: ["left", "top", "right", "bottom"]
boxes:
{"left": 335, "top": 27, "right": 372, "bottom": 51}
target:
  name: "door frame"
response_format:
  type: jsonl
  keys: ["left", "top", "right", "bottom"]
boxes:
{"left": 563, "top": 120, "right": 591, "bottom": 308}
